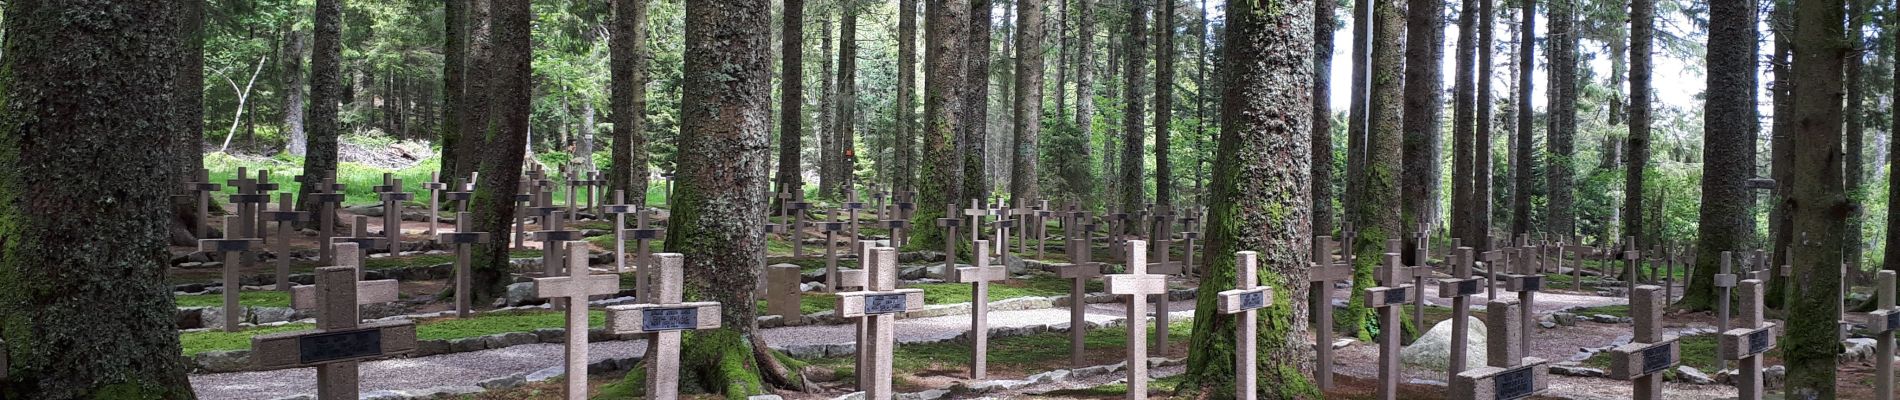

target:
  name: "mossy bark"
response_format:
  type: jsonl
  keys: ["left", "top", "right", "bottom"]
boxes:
{"left": 1680, "top": 0, "right": 1757, "bottom": 312}
{"left": 906, "top": 0, "right": 971, "bottom": 253}
{"left": 1346, "top": 0, "right": 1408, "bottom": 340}
{"left": 296, "top": 0, "right": 344, "bottom": 220}
{"left": 0, "top": 1, "right": 196, "bottom": 397}
{"left": 1118, "top": 0, "right": 1148, "bottom": 224}
{"left": 465, "top": 0, "right": 534, "bottom": 304}
{"left": 1178, "top": 1, "right": 1317, "bottom": 398}
{"left": 1782, "top": 0, "right": 1848, "bottom": 395}
{"left": 610, "top": 0, "right": 653, "bottom": 205}
{"left": 961, "top": 0, "right": 994, "bottom": 204}
{"left": 1545, "top": 0, "right": 1579, "bottom": 238}
{"left": 1400, "top": 0, "right": 1445, "bottom": 254}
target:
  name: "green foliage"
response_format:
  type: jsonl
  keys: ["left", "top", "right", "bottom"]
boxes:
{"left": 173, "top": 291, "right": 293, "bottom": 308}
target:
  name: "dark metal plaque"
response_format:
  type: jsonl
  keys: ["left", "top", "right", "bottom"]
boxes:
{"left": 515, "top": 194, "right": 534, "bottom": 202}
{"left": 264, "top": 211, "right": 306, "bottom": 222}
{"left": 1641, "top": 343, "right": 1674, "bottom": 375}
{"left": 822, "top": 222, "right": 846, "bottom": 232}
{"left": 313, "top": 193, "right": 347, "bottom": 203}
{"left": 438, "top": 232, "right": 489, "bottom": 244}
{"left": 297, "top": 328, "right": 384, "bottom": 365}
{"left": 536, "top": 230, "right": 582, "bottom": 242}
{"left": 1458, "top": 279, "right": 1481, "bottom": 296}
{"left": 229, "top": 194, "right": 270, "bottom": 203}
{"left": 864, "top": 293, "right": 909, "bottom": 315}
{"left": 1889, "top": 311, "right": 1899, "bottom": 332}
{"left": 632, "top": 229, "right": 662, "bottom": 240}
{"left": 444, "top": 192, "right": 473, "bottom": 201}
{"left": 254, "top": 183, "right": 280, "bottom": 192}
{"left": 1383, "top": 287, "right": 1408, "bottom": 305}
{"left": 1520, "top": 276, "right": 1544, "bottom": 292}
{"left": 1239, "top": 290, "right": 1265, "bottom": 310}
{"left": 1748, "top": 329, "right": 1772, "bottom": 355}
{"left": 1494, "top": 365, "right": 1536, "bottom": 400}
{"left": 381, "top": 193, "right": 414, "bottom": 201}
{"left": 212, "top": 240, "right": 254, "bottom": 252}
{"left": 373, "top": 185, "right": 397, "bottom": 193}
{"left": 642, "top": 307, "right": 700, "bottom": 331}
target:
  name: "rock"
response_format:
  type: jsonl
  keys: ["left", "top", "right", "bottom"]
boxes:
{"left": 1553, "top": 312, "right": 1578, "bottom": 327}
{"left": 1674, "top": 366, "right": 1715, "bottom": 384}
{"left": 1539, "top": 320, "right": 1557, "bottom": 329}
{"left": 896, "top": 389, "right": 950, "bottom": 400}
{"left": 266, "top": 395, "right": 316, "bottom": 400}
{"left": 416, "top": 340, "right": 451, "bottom": 356}
{"left": 747, "top": 396, "right": 785, "bottom": 400}
{"left": 801, "top": 268, "right": 828, "bottom": 283}
{"left": 484, "top": 332, "right": 538, "bottom": 348}
{"left": 478, "top": 373, "right": 528, "bottom": 390}
{"left": 1763, "top": 365, "right": 1786, "bottom": 388}
{"left": 900, "top": 265, "right": 928, "bottom": 280}
{"left": 194, "top": 350, "right": 251, "bottom": 373}
{"left": 780, "top": 344, "right": 827, "bottom": 359}
{"left": 1549, "top": 363, "right": 1607, "bottom": 378}
{"left": 525, "top": 365, "right": 565, "bottom": 382}
{"left": 801, "top": 282, "right": 828, "bottom": 292}
{"left": 1844, "top": 338, "right": 1879, "bottom": 363}
{"left": 1003, "top": 255, "right": 1029, "bottom": 274}
{"left": 833, "top": 392, "right": 866, "bottom": 400}
{"left": 758, "top": 314, "right": 783, "bottom": 328}
{"left": 1026, "top": 369, "right": 1072, "bottom": 384}
{"left": 1332, "top": 339, "right": 1355, "bottom": 350}
{"left": 251, "top": 307, "right": 300, "bottom": 324}
{"left": 448, "top": 337, "right": 487, "bottom": 353}
{"left": 1400, "top": 317, "right": 1488, "bottom": 371}
{"left": 504, "top": 282, "right": 542, "bottom": 307}
{"left": 176, "top": 307, "right": 207, "bottom": 330}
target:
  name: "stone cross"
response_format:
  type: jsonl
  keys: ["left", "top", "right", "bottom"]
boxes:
{"left": 423, "top": 172, "right": 446, "bottom": 235}
{"left": 835, "top": 247, "right": 925, "bottom": 400}
{"left": 201, "top": 217, "right": 262, "bottom": 332}
{"left": 629, "top": 208, "right": 665, "bottom": 300}
{"left": 224, "top": 167, "right": 260, "bottom": 240}
{"left": 562, "top": 166, "right": 581, "bottom": 216}
{"left": 1105, "top": 240, "right": 1167, "bottom": 400}
{"left": 606, "top": 253, "right": 722, "bottom": 400}
{"left": 1409, "top": 227, "right": 1435, "bottom": 335}
{"left": 262, "top": 194, "right": 309, "bottom": 291}
{"left": 250, "top": 266, "right": 418, "bottom": 400}
{"left": 1563, "top": 245, "right": 1593, "bottom": 292}
{"left": 820, "top": 208, "right": 851, "bottom": 292}
{"left": 894, "top": 190, "right": 917, "bottom": 220}
{"left": 1056, "top": 237, "right": 1102, "bottom": 366}
{"left": 935, "top": 204, "right": 963, "bottom": 281}
{"left": 533, "top": 211, "right": 585, "bottom": 304}
{"left": 1450, "top": 297, "right": 1551, "bottom": 400}
{"left": 600, "top": 191, "right": 638, "bottom": 273}
{"left": 965, "top": 199, "right": 995, "bottom": 244}
{"left": 512, "top": 180, "right": 534, "bottom": 249}
{"left": 250, "top": 170, "right": 280, "bottom": 243}
{"left": 1437, "top": 247, "right": 1486, "bottom": 375}
{"left": 1217, "top": 251, "right": 1274, "bottom": 400}
{"left": 1179, "top": 213, "right": 1200, "bottom": 278}
{"left": 1714, "top": 251, "right": 1739, "bottom": 369}
{"left": 1364, "top": 252, "right": 1417, "bottom": 400}
{"left": 535, "top": 245, "right": 620, "bottom": 400}
{"left": 1502, "top": 242, "right": 1545, "bottom": 359}
{"left": 881, "top": 204, "right": 911, "bottom": 250}
{"left": 373, "top": 177, "right": 413, "bottom": 254}
{"left": 1608, "top": 285, "right": 1679, "bottom": 400}
{"left": 844, "top": 190, "right": 867, "bottom": 254}
{"left": 955, "top": 240, "right": 1009, "bottom": 379}
{"left": 1662, "top": 243, "right": 1675, "bottom": 301}
{"left": 291, "top": 242, "right": 401, "bottom": 314}
{"left": 184, "top": 168, "right": 223, "bottom": 239}
{"left": 1035, "top": 200, "right": 1054, "bottom": 259}
{"left": 1144, "top": 209, "right": 1183, "bottom": 355}
{"left": 788, "top": 190, "right": 812, "bottom": 258}
{"left": 1622, "top": 239, "right": 1641, "bottom": 298}
{"left": 436, "top": 212, "right": 491, "bottom": 318}
{"left": 333, "top": 215, "right": 389, "bottom": 279}
{"left": 1720, "top": 278, "right": 1778, "bottom": 400}
{"left": 447, "top": 173, "right": 478, "bottom": 213}
{"left": 1861, "top": 270, "right": 1898, "bottom": 400}
{"left": 1480, "top": 249, "right": 1507, "bottom": 301}
{"left": 309, "top": 178, "right": 349, "bottom": 256}
{"left": 1010, "top": 199, "right": 1037, "bottom": 255}
{"left": 1309, "top": 237, "right": 1353, "bottom": 390}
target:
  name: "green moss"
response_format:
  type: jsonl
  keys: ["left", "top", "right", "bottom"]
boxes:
{"left": 180, "top": 324, "right": 313, "bottom": 356}
{"left": 174, "top": 291, "right": 292, "bottom": 308}
{"left": 679, "top": 329, "right": 767, "bottom": 397}
{"left": 1580, "top": 333, "right": 1753, "bottom": 374}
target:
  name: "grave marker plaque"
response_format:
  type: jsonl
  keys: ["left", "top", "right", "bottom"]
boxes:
{"left": 534, "top": 245, "right": 621, "bottom": 400}
{"left": 1217, "top": 251, "right": 1274, "bottom": 400}
{"left": 833, "top": 248, "right": 924, "bottom": 400}
{"left": 200, "top": 217, "right": 262, "bottom": 332}
{"left": 1449, "top": 298, "right": 1550, "bottom": 400}
{"left": 251, "top": 267, "right": 418, "bottom": 400}
{"left": 436, "top": 213, "right": 491, "bottom": 318}
{"left": 1104, "top": 240, "right": 1168, "bottom": 400}
{"left": 1309, "top": 236, "right": 1353, "bottom": 389}
{"left": 1608, "top": 285, "right": 1679, "bottom": 400}
{"left": 1055, "top": 238, "right": 1102, "bottom": 366}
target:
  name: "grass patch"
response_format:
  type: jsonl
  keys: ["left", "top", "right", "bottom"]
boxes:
{"left": 913, "top": 273, "right": 1102, "bottom": 305}
{"left": 175, "top": 291, "right": 293, "bottom": 308}
{"left": 177, "top": 309, "right": 602, "bottom": 356}
{"left": 1580, "top": 333, "right": 1759, "bottom": 374}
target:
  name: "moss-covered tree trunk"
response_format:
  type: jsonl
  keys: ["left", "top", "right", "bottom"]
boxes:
{"left": 1347, "top": 0, "right": 1407, "bottom": 340}
{"left": 0, "top": 1, "right": 197, "bottom": 397}
{"left": 662, "top": 0, "right": 801, "bottom": 393}
{"left": 837, "top": 1, "right": 859, "bottom": 199}
{"left": 1881, "top": 0, "right": 1900, "bottom": 310}
{"left": 1452, "top": 0, "right": 1477, "bottom": 248}
{"left": 1008, "top": 0, "right": 1044, "bottom": 202}
{"left": 465, "top": 0, "right": 532, "bottom": 304}
{"left": 1343, "top": 0, "right": 1372, "bottom": 233}
{"left": 1311, "top": 0, "right": 1337, "bottom": 237}
{"left": 284, "top": 26, "right": 309, "bottom": 157}
{"left": 1074, "top": 0, "right": 1095, "bottom": 201}
{"left": 1784, "top": 0, "right": 1849, "bottom": 394}
{"left": 1119, "top": 0, "right": 1149, "bottom": 225}
{"left": 1401, "top": 0, "right": 1444, "bottom": 257}
{"left": 893, "top": 0, "right": 917, "bottom": 195}
{"left": 169, "top": 0, "right": 209, "bottom": 246}
{"left": 611, "top": 0, "right": 653, "bottom": 205}
{"left": 440, "top": 0, "right": 467, "bottom": 181}
{"left": 1681, "top": 0, "right": 1757, "bottom": 312}
{"left": 1546, "top": 0, "right": 1578, "bottom": 239}
{"left": 1624, "top": 0, "right": 1653, "bottom": 255}
{"left": 1179, "top": 0, "right": 1317, "bottom": 397}
{"left": 297, "top": 0, "right": 344, "bottom": 220}
{"left": 1474, "top": 0, "right": 1494, "bottom": 249}
{"left": 1766, "top": 0, "right": 1794, "bottom": 308}
{"left": 1151, "top": 0, "right": 1174, "bottom": 210}
{"left": 963, "top": 0, "right": 994, "bottom": 204}
{"left": 1512, "top": 0, "right": 1535, "bottom": 238}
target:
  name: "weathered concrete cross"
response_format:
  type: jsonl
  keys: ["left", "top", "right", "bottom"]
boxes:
{"left": 1714, "top": 251, "right": 1740, "bottom": 369}
{"left": 201, "top": 217, "right": 262, "bottom": 332}
{"left": 1860, "top": 270, "right": 1898, "bottom": 400}
{"left": 820, "top": 208, "right": 852, "bottom": 292}
{"left": 1364, "top": 252, "right": 1417, "bottom": 400}
{"left": 262, "top": 194, "right": 309, "bottom": 291}
{"left": 224, "top": 167, "right": 261, "bottom": 240}
{"left": 1720, "top": 278, "right": 1778, "bottom": 400}
{"left": 1034, "top": 200, "right": 1054, "bottom": 259}
{"left": 250, "top": 266, "right": 418, "bottom": 400}
{"left": 599, "top": 191, "right": 638, "bottom": 274}
{"left": 291, "top": 242, "right": 401, "bottom": 317}
{"left": 955, "top": 240, "right": 1009, "bottom": 379}
{"left": 844, "top": 190, "right": 867, "bottom": 254}
{"left": 1216, "top": 251, "right": 1274, "bottom": 400}
{"left": 373, "top": 177, "right": 413, "bottom": 254}
{"left": 512, "top": 180, "right": 534, "bottom": 250}
{"left": 1479, "top": 248, "right": 1507, "bottom": 301}
{"left": 1562, "top": 244, "right": 1594, "bottom": 292}
{"left": 422, "top": 172, "right": 446, "bottom": 235}
{"left": 535, "top": 245, "right": 620, "bottom": 400}
{"left": 1309, "top": 236, "right": 1354, "bottom": 390}
{"left": 606, "top": 253, "right": 722, "bottom": 400}
{"left": 1608, "top": 285, "right": 1679, "bottom": 400}
{"left": 1055, "top": 237, "right": 1102, "bottom": 366}
{"left": 533, "top": 211, "right": 587, "bottom": 310}
{"left": 788, "top": 190, "right": 813, "bottom": 258}
{"left": 1105, "top": 240, "right": 1168, "bottom": 400}
{"left": 1437, "top": 246, "right": 1487, "bottom": 376}
{"left": 935, "top": 204, "right": 964, "bottom": 281}
{"left": 249, "top": 170, "right": 280, "bottom": 243}
{"left": 629, "top": 207, "right": 665, "bottom": 300}
{"left": 184, "top": 168, "right": 223, "bottom": 239}
{"left": 1621, "top": 239, "right": 1641, "bottom": 298}
{"left": 1144, "top": 207, "right": 1183, "bottom": 354}
{"left": 333, "top": 215, "right": 389, "bottom": 279}
{"left": 1179, "top": 212, "right": 1200, "bottom": 278}
{"left": 880, "top": 203, "right": 911, "bottom": 249}
{"left": 1502, "top": 241, "right": 1546, "bottom": 359}
{"left": 309, "top": 176, "right": 348, "bottom": 264}
{"left": 835, "top": 247, "right": 925, "bottom": 400}
{"left": 1449, "top": 297, "right": 1551, "bottom": 400}
{"left": 436, "top": 212, "right": 491, "bottom": 318}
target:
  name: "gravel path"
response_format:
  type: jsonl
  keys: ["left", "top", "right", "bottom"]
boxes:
{"left": 189, "top": 299, "right": 1199, "bottom": 400}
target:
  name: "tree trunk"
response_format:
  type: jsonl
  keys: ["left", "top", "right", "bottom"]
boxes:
{"left": 1152, "top": 0, "right": 1174, "bottom": 209}
{"left": 1842, "top": 0, "right": 1867, "bottom": 283}
{"left": 963, "top": 0, "right": 994, "bottom": 203}
{"left": 169, "top": 0, "right": 209, "bottom": 246}
{"left": 1312, "top": 0, "right": 1337, "bottom": 236}
{"left": 838, "top": 1, "right": 860, "bottom": 198}
{"left": 0, "top": 2, "right": 196, "bottom": 397}
{"left": 1348, "top": 0, "right": 1407, "bottom": 340}
{"left": 1180, "top": 1, "right": 1317, "bottom": 397}
{"left": 1783, "top": 0, "right": 1849, "bottom": 393}
{"left": 1767, "top": 0, "right": 1794, "bottom": 308}
{"left": 1684, "top": 0, "right": 1759, "bottom": 312}
{"left": 1074, "top": 0, "right": 1096, "bottom": 202}
{"left": 284, "top": 26, "right": 309, "bottom": 157}
{"left": 1402, "top": 0, "right": 1444, "bottom": 259}
{"left": 906, "top": 0, "right": 972, "bottom": 251}
{"left": 1547, "top": 0, "right": 1578, "bottom": 238}
{"left": 1474, "top": 0, "right": 1494, "bottom": 248}
{"left": 1103, "top": 33, "right": 1120, "bottom": 206}
{"left": 1345, "top": 0, "right": 1373, "bottom": 231}
{"left": 1512, "top": 0, "right": 1535, "bottom": 237}
{"left": 297, "top": 0, "right": 344, "bottom": 219}
{"left": 1009, "top": 0, "right": 1045, "bottom": 202}
{"left": 1882, "top": 0, "right": 1900, "bottom": 306}
{"left": 1452, "top": 0, "right": 1478, "bottom": 247}
{"left": 464, "top": 0, "right": 534, "bottom": 304}
{"left": 894, "top": 0, "right": 916, "bottom": 194}
{"left": 818, "top": 16, "right": 837, "bottom": 199}
{"left": 1120, "top": 0, "right": 1149, "bottom": 224}
{"left": 613, "top": 0, "right": 653, "bottom": 205}
{"left": 1625, "top": 0, "right": 1652, "bottom": 251}
{"left": 1054, "top": 0, "right": 1069, "bottom": 121}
